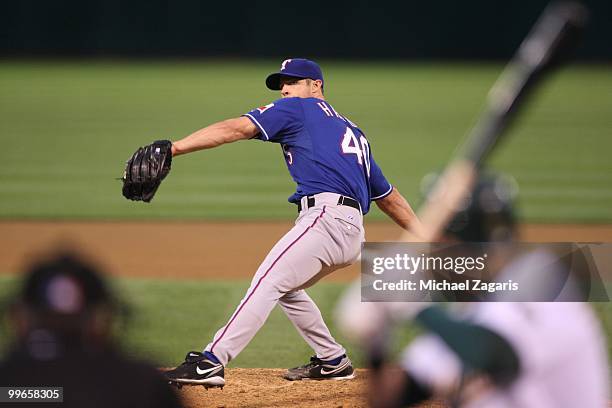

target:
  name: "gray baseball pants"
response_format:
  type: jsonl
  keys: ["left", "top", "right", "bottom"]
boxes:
{"left": 205, "top": 192, "right": 364, "bottom": 365}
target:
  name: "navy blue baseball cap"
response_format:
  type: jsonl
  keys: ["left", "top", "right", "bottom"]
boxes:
{"left": 265, "top": 58, "right": 324, "bottom": 91}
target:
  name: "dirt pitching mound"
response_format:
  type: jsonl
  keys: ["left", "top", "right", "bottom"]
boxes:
{"left": 175, "top": 368, "right": 445, "bottom": 408}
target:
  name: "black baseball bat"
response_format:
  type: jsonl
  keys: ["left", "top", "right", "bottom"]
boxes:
{"left": 403, "top": 1, "right": 589, "bottom": 242}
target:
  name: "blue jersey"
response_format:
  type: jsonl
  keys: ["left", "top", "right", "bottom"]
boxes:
{"left": 243, "top": 97, "right": 393, "bottom": 214}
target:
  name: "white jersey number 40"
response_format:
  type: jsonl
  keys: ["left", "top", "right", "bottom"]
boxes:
{"left": 341, "top": 127, "right": 371, "bottom": 177}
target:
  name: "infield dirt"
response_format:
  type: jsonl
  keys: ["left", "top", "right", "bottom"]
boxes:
{"left": 2, "top": 221, "right": 611, "bottom": 281}
{"left": 171, "top": 368, "right": 447, "bottom": 408}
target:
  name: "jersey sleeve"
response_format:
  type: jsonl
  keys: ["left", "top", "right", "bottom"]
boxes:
{"left": 370, "top": 156, "right": 393, "bottom": 200}
{"left": 242, "top": 97, "right": 303, "bottom": 143}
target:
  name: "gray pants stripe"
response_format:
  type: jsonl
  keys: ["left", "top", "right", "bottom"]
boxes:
{"left": 206, "top": 193, "right": 364, "bottom": 365}
{"left": 210, "top": 206, "right": 329, "bottom": 354}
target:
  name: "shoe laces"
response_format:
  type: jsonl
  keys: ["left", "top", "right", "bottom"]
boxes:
{"left": 298, "top": 356, "right": 324, "bottom": 369}
{"left": 183, "top": 351, "right": 207, "bottom": 364}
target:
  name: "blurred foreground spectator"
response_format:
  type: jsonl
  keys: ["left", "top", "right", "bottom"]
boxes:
{"left": 0, "top": 251, "right": 183, "bottom": 408}
{"left": 336, "top": 173, "right": 610, "bottom": 407}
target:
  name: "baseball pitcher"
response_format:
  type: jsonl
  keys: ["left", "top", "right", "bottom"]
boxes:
{"left": 122, "top": 58, "right": 423, "bottom": 388}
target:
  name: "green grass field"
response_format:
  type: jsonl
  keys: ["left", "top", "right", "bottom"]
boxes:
{"left": 0, "top": 275, "right": 416, "bottom": 367}
{"left": 1, "top": 61, "right": 610, "bottom": 372}
{"left": 1, "top": 275, "right": 610, "bottom": 368}
{"left": 1, "top": 61, "right": 611, "bottom": 222}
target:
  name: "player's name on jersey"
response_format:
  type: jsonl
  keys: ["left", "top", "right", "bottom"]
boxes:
{"left": 371, "top": 278, "right": 519, "bottom": 293}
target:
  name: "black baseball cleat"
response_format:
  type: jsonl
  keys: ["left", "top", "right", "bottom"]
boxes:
{"left": 165, "top": 351, "right": 225, "bottom": 389}
{"left": 283, "top": 354, "right": 355, "bottom": 381}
